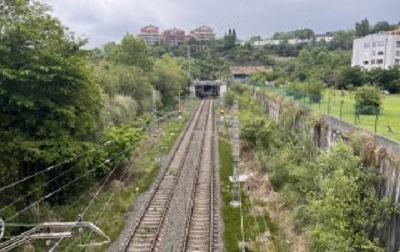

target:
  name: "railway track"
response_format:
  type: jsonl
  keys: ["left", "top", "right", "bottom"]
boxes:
{"left": 121, "top": 99, "right": 212, "bottom": 252}
{"left": 182, "top": 99, "right": 218, "bottom": 252}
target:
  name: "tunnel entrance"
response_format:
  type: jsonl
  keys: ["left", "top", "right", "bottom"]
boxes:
{"left": 194, "top": 81, "right": 220, "bottom": 98}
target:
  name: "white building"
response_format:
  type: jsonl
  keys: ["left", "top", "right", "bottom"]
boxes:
{"left": 253, "top": 39, "right": 282, "bottom": 46}
{"left": 316, "top": 35, "right": 333, "bottom": 43}
{"left": 351, "top": 31, "right": 400, "bottom": 70}
{"left": 288, "top": 38, "right": 311, "bottom": 45}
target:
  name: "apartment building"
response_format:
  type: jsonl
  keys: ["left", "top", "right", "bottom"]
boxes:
{"left": 161, "top": 28, "right": 186, "bottom": 46}
{"left": 189, "top": 25, "right": 215, "bottom": 42}
{"left": 138, "top": 25, "right": 160, "bottom": 45}
{"left": 351, "top": 30, "right": 400, "bottom": 70}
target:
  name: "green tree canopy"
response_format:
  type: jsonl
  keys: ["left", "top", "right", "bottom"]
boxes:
{"left": 0, "top": 0, "right": 103, "bottom": 204}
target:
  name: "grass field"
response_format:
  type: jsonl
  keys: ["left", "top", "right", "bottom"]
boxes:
{"left": 267, "top": 88, "right": 400, "bottom": 142}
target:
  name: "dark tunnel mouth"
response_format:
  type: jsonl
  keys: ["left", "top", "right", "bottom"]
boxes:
{"left": 195, "top": 84, "right": 220, "bottom": 98}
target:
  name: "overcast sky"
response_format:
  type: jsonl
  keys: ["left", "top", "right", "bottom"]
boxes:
{"left": 43, "top": 0, "right": 399, "bottom": 48}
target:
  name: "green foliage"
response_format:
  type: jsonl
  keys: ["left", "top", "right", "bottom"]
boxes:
{"left": 152, "top": 54, "right": 189, "bottom": 108}
{"left": 355, "top": 18, "right": 370, "bottom": 37}
{"left": 0, "top": 0, "right": 103, "bottom": 208}
{"left": 241, "top": 118, "right": 273, "bottom": 149}
{"left": 328, "top": 30, "right": 355, "bottom": 51}
{"left": 229, "top": 85, "right": 394, "bottom": 251}
{"left": 97, "top": 125, "right": 143, "bottom": 178}
{"left": 105, "top": 34, "right": 154, "bottom": 72}
{"left": 301, "top": 143, "right": 393, "bottom": 252}
{"left": 94, "top": 61, "right": 153, "bottom": 114}
{"left": 273, "top": 28, "right": 315, "bottom": 40}
{"left": 355, "top": 84, "right": 382, "bottom": 107}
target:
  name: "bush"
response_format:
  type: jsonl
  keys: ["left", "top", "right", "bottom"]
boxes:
{"left": 354, "top": 84, "right": 382, "bottom": 115}
{"left": 305, "top": 79, "right": 324, "bottom": 103}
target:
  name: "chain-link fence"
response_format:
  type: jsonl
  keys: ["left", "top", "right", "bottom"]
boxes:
{"left": 261, "top": 85, "right": 382, "bottom": 133}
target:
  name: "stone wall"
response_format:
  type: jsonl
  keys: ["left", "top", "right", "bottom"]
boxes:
{"left": 254, "top": 90, "right": 400, "bottom": 252}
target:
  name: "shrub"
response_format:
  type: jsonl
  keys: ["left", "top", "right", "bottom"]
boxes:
{"left": 354, "top": 84, "right": 382, "bottom": 115}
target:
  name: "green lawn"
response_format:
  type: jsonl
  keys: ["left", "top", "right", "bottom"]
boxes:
{"left": 268, "top": 88, "right": 400, "bottom": 142}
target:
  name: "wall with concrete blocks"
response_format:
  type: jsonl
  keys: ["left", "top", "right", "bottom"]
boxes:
{"left": 254, "top": 90, "right": 400, "bottom": 252}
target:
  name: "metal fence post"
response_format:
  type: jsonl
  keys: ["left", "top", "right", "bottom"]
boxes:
{"left": 340, "top": 100, "right": 344, "bottom": 120}
{"left": 327, "top": 97, "right": 331, "bottom": 115}
{"left": 375, "top": 108, "right": 379, "bottom": 133}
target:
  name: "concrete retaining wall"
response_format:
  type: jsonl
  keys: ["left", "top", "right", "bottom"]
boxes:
{"left": 255, "top": 90, "right": 400, "bottom": 251}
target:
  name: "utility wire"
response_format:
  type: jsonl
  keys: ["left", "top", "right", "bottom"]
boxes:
{"left": 75, "top": 157, "right": 135, "bottom": 252}
{"left": 5, "top": 147, "right": 127, "bottom": 222}
{"left": 0, "top": 142, "right": 112, "bottom": 194}
{"left": 49, "top": 146, "right": 135, "bottom": 252}
{"left": 1, "top": 162, "right": 84, "bottom": 213}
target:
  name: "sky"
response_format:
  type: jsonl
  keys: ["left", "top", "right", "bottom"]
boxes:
{"left": 43, "top": 0, "right": 400, "bottom": 48}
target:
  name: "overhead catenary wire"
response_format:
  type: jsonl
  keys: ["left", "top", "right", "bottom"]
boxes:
{"left": 5, "top": 146, "right": 129, "bottom": 223}
{"left": 75, "top": 157, "right": 135, "bottom": 251}
{"left": 49, "top": 150, "right": 132, "bottom": 252}
{"left": 1, "top": 161, "right": 86, "bottom": 213}
{"left": 0, "top": 141, "right": 113, "bottom": 194}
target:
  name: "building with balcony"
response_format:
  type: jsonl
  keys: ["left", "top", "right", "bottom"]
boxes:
{"left": 138, "top": 25, "right": 160, "bottom": 45}
{"left": 189, "top": 25, "right": 215, "bottom": 42}
{"left": 162, "top": 28, "right": 186, "bottom": 46}
{"left": 351, "top": 30, "right": 400, "bottom": 70}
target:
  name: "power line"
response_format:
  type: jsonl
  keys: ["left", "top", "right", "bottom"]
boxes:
{"left": 0, "top": 141, "right": 112, "bottom": 194}
{"left": 5, "top": 147, "right": 128, "bottom": 223}
{"left": 1, "top": 162, "right": 84, "bottom": 213}
{"left": 76, "top": 157, "right": 135, "bottom": 251}
{"left": 48, "top": 152, "right": 131, "bottom": 252}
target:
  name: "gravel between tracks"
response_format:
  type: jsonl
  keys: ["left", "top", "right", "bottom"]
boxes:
{"left": 108, "top": 106, "right": 198, "bottom": 252}
{"left": 157, "top": 102, "right": 210, "bottom": 252}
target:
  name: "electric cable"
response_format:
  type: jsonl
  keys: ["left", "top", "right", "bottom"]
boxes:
{"left": 48, "top": 146, "right": 135, "bottom": 251}
{"left": 5, "top": 147, "right": 128, "bottom": 223}
{"left": 75, "top": 157, "right": 135, "bottom": 251}
{"left": 0, "top": 141, "right": 112, "bottom": 194}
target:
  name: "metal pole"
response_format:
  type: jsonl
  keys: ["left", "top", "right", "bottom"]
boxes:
{"left": 187, "top": 46, "right": 191, "bottom": 79}
{"left": 153, "top": 90, "right": 159, "bottom": 161}
{"left": 340, "top": 100, "right": 344, "bottom": 120}
{"left": 328, "top": 97, "right": 331, "bottom": 115}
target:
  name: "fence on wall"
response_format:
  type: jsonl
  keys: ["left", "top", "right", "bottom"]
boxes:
{"left": 258, "top": 84, "right": 382, "bottom": 133}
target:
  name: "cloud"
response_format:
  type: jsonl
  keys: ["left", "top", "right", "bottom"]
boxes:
{"left": 42, "top": 0, "right": 400, "bottom": 48}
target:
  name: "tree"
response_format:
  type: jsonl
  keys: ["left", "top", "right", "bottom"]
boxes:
{"left": 0, "top": 0, "right": 103, "bottom": 206}
{"left": 301, "top": 143, "right": 393, "bottom": 251}
{"left": 355, "top": 84, "right": 382, "bottom": 114}
{"left": 108, "top": 34, "right": 154, "bottom": 72}
{"left": 366, "top": 67, "right": 400, "bottom": 93}
{"left": 355, "top": 18, "right": 370, "bottom": 37}
{"left": 152, "top": 55, "right": 189, "bottom": 108}
{"left": 341, "top": 66, "right": 365, "bottom": 87}
{"left": 371, "top": 21, "right": 393, "bottom": 33}
{"left": 328, "top": 30, "right": 355, "bottom": 51}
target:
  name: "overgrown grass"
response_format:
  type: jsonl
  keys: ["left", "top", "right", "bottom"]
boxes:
{"left": 219, "top": 132, "right": 282, "bottom": 251}
{"left": 50, "top": 101, "right": 197, "bottom": 251}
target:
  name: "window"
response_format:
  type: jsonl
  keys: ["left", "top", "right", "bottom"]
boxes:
{"left": 377, "top": 59, "right": 383, "bottom": 64}
{"left": 397, "top": 41, "right": 400, "bottom": 48}
{"left": 396, "top": 51, "right": 400, "bottom": 57}
{"left": 396, "top": 59, "right": 400, "bottom": 65}
{"left": 372, "top": 51, "right": 376, "bottom": 56}
{"left": 363, "top": 61, "right": 369, "bottom": 65}
{"left": 373, "top": 41, "right": 377, "bottom": 47}
{"left": 378, "top": 51, "right": 384, "bottom": 55}
{"left": 364, "top": 42, "right": 370, "bottom": 48}
{"left": 378, "top": 41, "right": 385, "bottom": 46}
{"left": 371, "top": 60, "right": 376, "bottom": 64}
